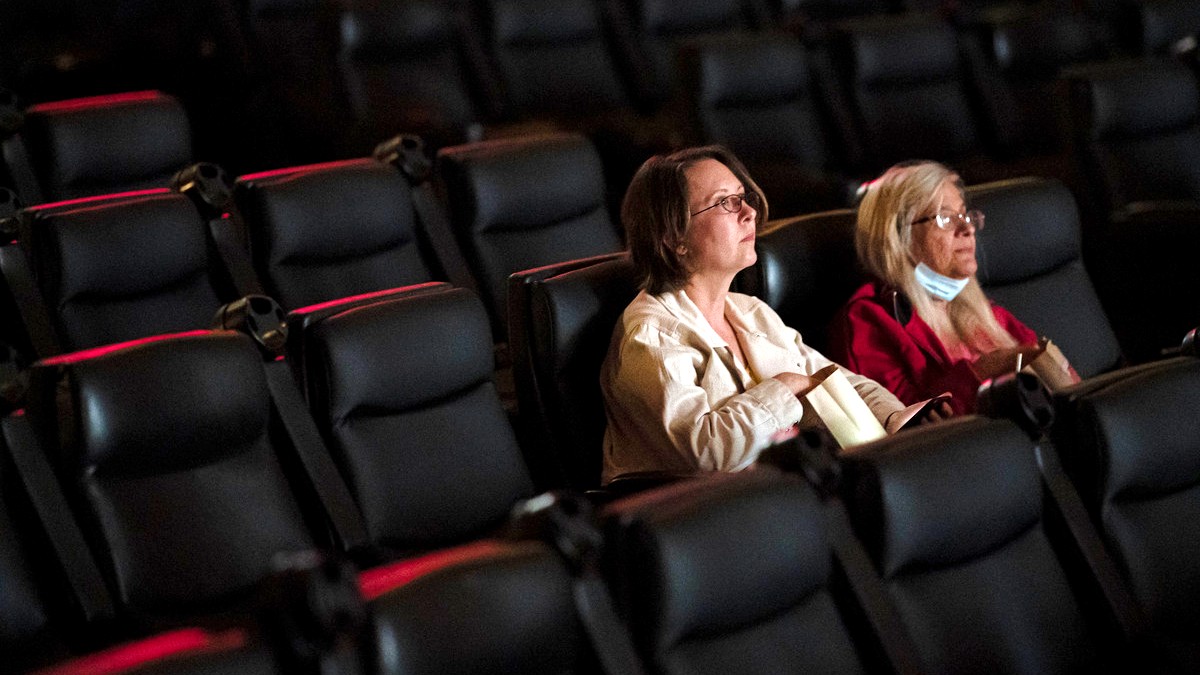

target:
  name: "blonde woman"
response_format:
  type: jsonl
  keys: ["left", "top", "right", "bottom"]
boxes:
{"left": 829, "top": 161, "right": 1078, "bottom": 414}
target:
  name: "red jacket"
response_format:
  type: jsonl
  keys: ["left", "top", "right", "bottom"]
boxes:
{"left": 829, "top": 281, "right": 1039, "bottom": 415}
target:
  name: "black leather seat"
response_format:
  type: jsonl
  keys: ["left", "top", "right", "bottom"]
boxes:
{"left": 1128, "top": 0, "right": 1200, "bottom": 57}
{"left": 602, "top": 470, "right": 900, "bottom": 674}
{"left": 968, "top": 176, "right": 1124, "bottom": 378}
{"left": 679, "top": 32, "right": 863, "bottom": 218}
{"left": 436, "top": 132, "right": 624, "bottom": 337}
{"left": 10, "top": 189, "right": 241, "bottom": 355}
{"left": 233, "top": 158, "right": 452, "bottom": 311}
{"left": 840, "top": 416, "right": 1126, "bottom": 674}
{"left": 24, "top": 331, "right": 320, "bottom": 625}
{"left": 337, "top": 0, "right": 497, "bottom": 152}
{"left": 1066, "top": 58, "right": 1200, "bottom": 362}
{"left": 733, "top": 208, "right": 860, "bottom": 354}
{"left": 15, "top": 91, "right": 194, "bottom": 204}
{"left": 361, "top": 538, "right": 611, "bottom": 675}
{"left": 831, "top": 14, "right": 1007, "bottom": 181}
{"left": 1049, "top": 356, "right": 1200, "bottom": 669}
{"left": 286, "top": 285, "right": 535, "bottom": 555}
{"left": 507, "top": 253, "right": 639, "bottom": 490}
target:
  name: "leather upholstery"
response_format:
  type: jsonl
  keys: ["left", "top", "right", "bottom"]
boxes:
{"left": 338, "top": 0, "right": 491, "bottom": 149}
{"left": 234, "top": 159, "right": 436, "bottom": 311}
{"left": 21, "top": 191, "right": 234, "bottom": 352}
{"left": 437, "top": 133, "right": 623, "bottom": 334}
{"left": 1053, "top": 358, "right": 1200, "bottom": 649}
{"left": 733, "top": 209, "right": 860, "bottom": 354}
{"left": 291, "top": 286, "right": 534, "bottom": 553}
{"left": 843, "top": 416, "right": 1105, "bottom": 674}
{"left": 33, "top": 331, "right": 316, "bottom": 616}
{"left": 367, "top": 540, "right": 596, "bottom": 674}
{"left": 514, "top": 254, "right": 638, "bottom": 489}
{"left": 603, "top": 471, "right": 869, "bottom": 674}
{"left": 968, "top": 176, "right": 1122, "bottom": 378}
{"left": 680, "top": 33, "right": 859, "bottom": 217}
{"left": 22, "top": 91, "right": 193, "bottom": 203}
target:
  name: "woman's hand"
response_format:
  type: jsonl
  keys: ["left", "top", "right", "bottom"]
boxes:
{"left": 917, "top": 398, "right": 954, "bottom": 424}
{"left": 970, "top": 343, "right": 1047, "bottom": 380}
{"left": 773, "top": 372, "right": 817, "bottom": 399}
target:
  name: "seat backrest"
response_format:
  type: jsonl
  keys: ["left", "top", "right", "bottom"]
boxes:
{"left": 27, "top": 331, "right": 318, "bottom": 621}
{"left": 834, "top": 14, "right": 990, "bottom": 172}
{"left": 1132, "top": 0, "right": 1200, "bottom": 56}
{"left": 602, "top": 470, "right": 877, "bottom": 674}
{"left": 622, "top": 0, "right": 767, "bottom": 103}
{"left": 19, "top": 91, "right": 193, "bottom": 204}
{"left": 484, "top": 0, "right": 634, "bottom": 119}
{"left": 968, "top": 176, "right": 1122, "bottom": 378}
{"left": 983, "top": 12, "right": 1111, "bottom": 155}
{"left": 361, "top": 539, "right": 603, "bottom": 674}
{"left": 733, "top": 209, "right": 860, "bottom": 355}
{"left": 287, "top": 285, "right": 534, "bottom": 554}
{"left": 679, "top": 32, "right": 860, "bottom": 217}
{"left": 233, "top": 158, "right": 443, "bottom": 311}
{"left": 337, "top": 0, "right": 493, "bottom": 150}
{"left": 1067, "top": 58, "right": 1200, "bottom": 212}
{"left": 17, "top": 190, "right": 237, "bottom": 353}
{"left": 841, "top": 416, "right": 1110, "bottom": 674}
{"left": 511, "top": 254, "right": 639, "bottom": 490}
{"left": 436, "top": 133, "right": 623, "bottom": 335}
{"left": 1051, "top": 357, "right": 1200, "bottom": 652}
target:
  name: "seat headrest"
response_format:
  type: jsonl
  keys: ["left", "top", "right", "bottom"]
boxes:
{"left": 844, "top": 417, "right": 1041, "bottom": 577}
{"left": 437, "top": 134, "right": 607, "bottom": 234}
{"left": 970, "top": 177, "right": 1081, "bottom": 286}
{"left": 844, "top": 17, "right": 959, "bottom": 85}
{"left": 341, "top": 2, "right": 455, "bottom": 59}
{"left": 493, "top": 0, "right": 603, "bottom": 44}
{"left": 33, "top": 191, "right": 210, "bottom": 300}
{"left": 990, "top": 15, "right": 1107, "bottom": 78}
{"left": 40, "top": 331, "right": 270, "bottom": 475}
{"left": 638, "top": 0, "right": 748, "bottom": 34}
{"left": 1077, "top": 60, "right": 1199, "bottom": 140}
{"left": 1075, "top": 359, "right": 1200, "bottom": 502}
{"left": 604, "top": 472, "right": 830, "bottom": 649}
{"left": 307, "top": 287, "right": 493, "bottom": 420}
{"left": 25, "top": 91, "right": 192, "bottom": 200}
{"left": 236, "top": 159, "right": 417, "bottom": 264}
{"left": 691, "top": 35, "right": 811, "bottom": 106}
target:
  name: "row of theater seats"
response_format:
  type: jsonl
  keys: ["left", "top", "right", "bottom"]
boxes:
{"left": 1, "top": 0, "right": 1197, "bottom": 216}
{"left": 4, "top": 280, "right": 1200, "bottom": 672}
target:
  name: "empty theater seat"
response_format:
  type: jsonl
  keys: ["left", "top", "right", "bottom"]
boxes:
{"left": 23, "top": 331, "right": 320, "bottom": 625}
{"left": 8, "top": 189, "right": 241, "bottom": 356}
{"left": 436, "top": 133, "right": 624, "bottom": 336}
{"left": 286, "top": 285, "right": 535, "bottom": 556}
{"left": 602, "top": 470, "right": 906, "bottom": 674}
{"left": 1049, "top": 357, "right": 1200, "bottom": 669}
{"left": 12, "top": 91, "right": 194, "bottom": 205}
{"left": 839, "top": 416, "right": 1131, "bottom": 674}
{"left": 362, "top": 538, "right": 617, "bottom": 675}
{"left": 233, "top": 158, "right": 452, "bottom": 311}
{"left": 678, "top": 32, "right": 863, "bottom": 218}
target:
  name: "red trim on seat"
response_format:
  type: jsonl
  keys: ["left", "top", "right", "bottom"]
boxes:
{"left": 35, "top": 330, "right": 218, "bottom": 366}
{"left": 358, "top": 540, "right": 509, "bottom": 600}
{"left": 28, "top": 188, "right": 173, "bottom": 212}
{"left": 29, "top": 91, "right": 167, "bottom": 114}
{"left": 290, "top": 282, "right": 450, "bottom": 317}
{"left": 237, "top": 158, "right": 374, "bottom": 182}
{"left": 31, "top": 628, "right": 246, "bottom": 675}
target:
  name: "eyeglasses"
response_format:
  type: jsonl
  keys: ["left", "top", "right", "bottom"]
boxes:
{"left": 913, "top": 209, "right": 985, "bottom": 232}
{"left": 690, "top": 192, "right": 760, "bottom": 217}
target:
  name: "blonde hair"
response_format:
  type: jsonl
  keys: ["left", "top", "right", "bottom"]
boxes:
{"left": 856, "top": 161, "right": 1014, "bottom": 354}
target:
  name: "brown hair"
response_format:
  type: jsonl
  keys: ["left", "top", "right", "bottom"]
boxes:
{"left": 621, "top": 145, "right": 767, "bottom": 294}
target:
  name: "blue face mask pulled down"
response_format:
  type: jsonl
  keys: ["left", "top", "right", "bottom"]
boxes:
{"left": 914, "top": 262, "right": 969, "bottom": 302}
